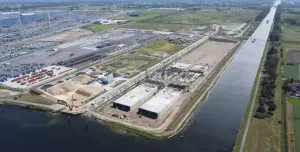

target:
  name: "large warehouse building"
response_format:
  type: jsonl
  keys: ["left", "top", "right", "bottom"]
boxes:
{"left": 138, "top": 87, "right": 182, "bottom": 119}
{"left": 112, "top": 83, "right": 158, "bottom": 111}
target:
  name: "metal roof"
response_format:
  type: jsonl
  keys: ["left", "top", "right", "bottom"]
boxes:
{"left": 139, "top": 87, "right": 182, "bottom": 115}
{"left": 113, "top": 83, "right": 158, "bottom": 108}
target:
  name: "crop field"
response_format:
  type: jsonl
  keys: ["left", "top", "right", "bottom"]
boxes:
{"left": 144, "top": 8, "right": 260, "bottom": 25}
{"left": 118, "top": 11, "right": 171, "bottom": 21}
{"left": 283, "top": 25, "right": 300, "bottom": 42}
{"left": 121, "top": 23, "right": 194, "bottom": 31}
{"left": 283, "top": 13, "right": 300, "bottom": 22}
{"left": 285, "top": 65, "right": 300, "bottom": 80}
{"left": 82, "top": 24, "right": 116, "bottom": 32}
{"left": 288, "top": 96, "right": 300, "bottom": 152}
{"left": 138, "top": 40, "right": 183, "bottom": 54}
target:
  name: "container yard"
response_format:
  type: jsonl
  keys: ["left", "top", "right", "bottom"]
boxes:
{"left": 0, "top": 65, "right": 75, "bottom": 89}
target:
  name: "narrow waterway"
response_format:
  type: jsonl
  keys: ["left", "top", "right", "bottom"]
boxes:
{"left": 0, "top": 3, "right": 279, "bottom": 152}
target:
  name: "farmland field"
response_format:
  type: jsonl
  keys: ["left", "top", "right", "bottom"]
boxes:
{"left": 138, "top": 40, "right": 183, "bottom": 54}
{"left": 144, "top": 8, "right": 261, "bottom": 24}
{"left": 121, "top": 23, "right": 194, "bottom": 31}
{"left": 118, "top": 11, "right": 171, "bottom": 21}
{"left": 290, "top": 98, "right": 300, "bottom": 152}
{"left": 283, "top": 25, "right": 300, "bottom": 43}
{"left": 285, "top": 65, "right": 300, "bottom": 80}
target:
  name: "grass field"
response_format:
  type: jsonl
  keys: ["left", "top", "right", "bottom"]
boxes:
{"left": 243, "top": 46, "right": 282, "bottom": 152}
{"left": 121, "top": 23, "right": 194, "bottom": 31}
{"left": 118, "top": 11, "right": 171, "bottom": 21}
{"left": 145, "top": 8, "right": 260, "bottom": 25}
{"left": 287, "top": 96, "right": 300, "bottom": 152}
{"left": 283, "top": 24, "right": 300, "bottom": 43}
{"left": 285, "top": 65, "right": 299, "bottom": 80}
{"left": 102, "top": 55, "right": 159, "bottom": 76}
{"left": 82, "top": 24, "right": 117, "bottom": 32}
{"left": 139, "top": 40, "right": 183, "bottom": 54}
{"left": 283, "top": 13, "right": 300, "bottom": 22}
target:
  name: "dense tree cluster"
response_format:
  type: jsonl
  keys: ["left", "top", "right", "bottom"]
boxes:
{"left": 254, "top": 6, "right": 282, "bottom": 119}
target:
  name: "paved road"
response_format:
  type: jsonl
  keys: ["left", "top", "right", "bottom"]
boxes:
{"left": 239, "top": 0, "right": 281, "bottom": 152}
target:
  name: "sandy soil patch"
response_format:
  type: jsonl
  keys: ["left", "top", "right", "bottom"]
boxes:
{"left": 178, "top": 41, "right": 236, "bottom": 65}
{"left": 0, "top": 89, "right": 20, "bottom": 97}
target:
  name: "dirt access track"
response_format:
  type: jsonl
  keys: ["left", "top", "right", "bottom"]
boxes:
{"left": 37, "top": 28, "right": 93, "bottom": 42}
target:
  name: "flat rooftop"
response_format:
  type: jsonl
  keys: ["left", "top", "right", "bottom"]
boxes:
{"left": 139, "top": 87, "right": 182, "bottom": 115}
{"left": 113, "top": 83, "right": 158, "bottom": 108}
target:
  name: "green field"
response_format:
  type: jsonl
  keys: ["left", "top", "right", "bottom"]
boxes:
{"left": 283, "top": 13, "right": 300, "bottom": 22}
{"left": 121, "top": 23, "right": 194, "bottom": 31}
{"left": 145, "top": 8, "right": 260, "bottom": 24}
{"left": 285, "top": 65, "right": 300, "bottom": 80}
{"left": 283, "top": 25, "right": 300, "bottom": 43}
{"left": 283, "top": 25, "right": 300, "bottom": 81}
{"left": 288, "top": 96, "right": 300, "bottom": 152}
{"left": 139, "top": 40, "right": 183, "bottom": 54}
{"left": 82, "top": 24, "right": 117, "bottom": 32}
{"left": 118, "top": 11, "right": 170, "bottom": 21}
{"left": 101, "top": 55, "right": 159, "bottom": 76}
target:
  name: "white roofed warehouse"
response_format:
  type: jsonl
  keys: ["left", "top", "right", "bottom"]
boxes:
{"left": 138, "top": 87, "right": 182, "bottom": 119}
{"left": 112, "top": 83, "right": 158, "bottom": 112}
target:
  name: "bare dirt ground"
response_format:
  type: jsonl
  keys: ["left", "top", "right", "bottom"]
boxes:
{"left": 45, "top": 75, "right": 104, "bottom": 106}
{"left": 37, "top": 28, "right": 93, "bottom": 42}
{"left": 0, "top": 89, "right": 21, "bottom": 97}
{"left": 178, "top": 41, "right": 236, "bottom": 65}
{"left": 287, "top": 102, "right": 296, "bottom": 152}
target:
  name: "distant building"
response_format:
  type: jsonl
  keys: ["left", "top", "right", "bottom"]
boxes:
{"left": 128, "top": 13, "right": 140, "bottom": 17}
{"left": 148, "top": 8, "right": 184, "bottom": 12}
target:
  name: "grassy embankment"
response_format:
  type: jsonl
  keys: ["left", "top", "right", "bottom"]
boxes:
{"left": 2, "top": 101, "right": 53, "bottom": 112}
{"left": 243, "top": 47, "right": 282, "bottom": 152}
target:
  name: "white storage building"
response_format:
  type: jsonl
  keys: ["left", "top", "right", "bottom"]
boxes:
{"left": 113, "top": 83, "right": 158, "bottom": 111}
{"left": 138, "top": 87, "right": 182, "bottom": 119}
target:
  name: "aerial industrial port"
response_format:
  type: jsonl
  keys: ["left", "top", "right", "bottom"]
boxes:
{"left": 0, "top": 2, "right": 265, "bottom": 138}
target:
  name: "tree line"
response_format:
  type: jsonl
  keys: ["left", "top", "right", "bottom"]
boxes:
{"left": 255, "top": 8, "right": 271, "bottom": 21}
{"left": 254, "top": 5, "right": 282, "bottom": 119}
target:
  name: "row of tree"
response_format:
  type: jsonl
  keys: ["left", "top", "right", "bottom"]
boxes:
{"left": 255, "top": 8, "right": 271, "bottom": 21}
{"left": 254, "top": 5, "right": 282, "bottom": 119}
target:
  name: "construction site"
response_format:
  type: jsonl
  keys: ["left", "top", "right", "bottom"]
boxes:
{"left": 92, "top": 39, "right": 241, "bottom": 134}
{"left": 0, "top": 4, "right": 251, "bottom": 138}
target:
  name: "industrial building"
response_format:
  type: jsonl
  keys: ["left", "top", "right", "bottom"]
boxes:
{"left": 112, "top": 83, "right": 158, "bottom": 112}
{"left": 138, "top": 87, "right": 182, "bottom": 119}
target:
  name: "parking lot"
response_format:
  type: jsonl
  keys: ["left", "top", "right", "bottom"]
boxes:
{"left": 0, "top": 29, "right": 167, "bottom": 76}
